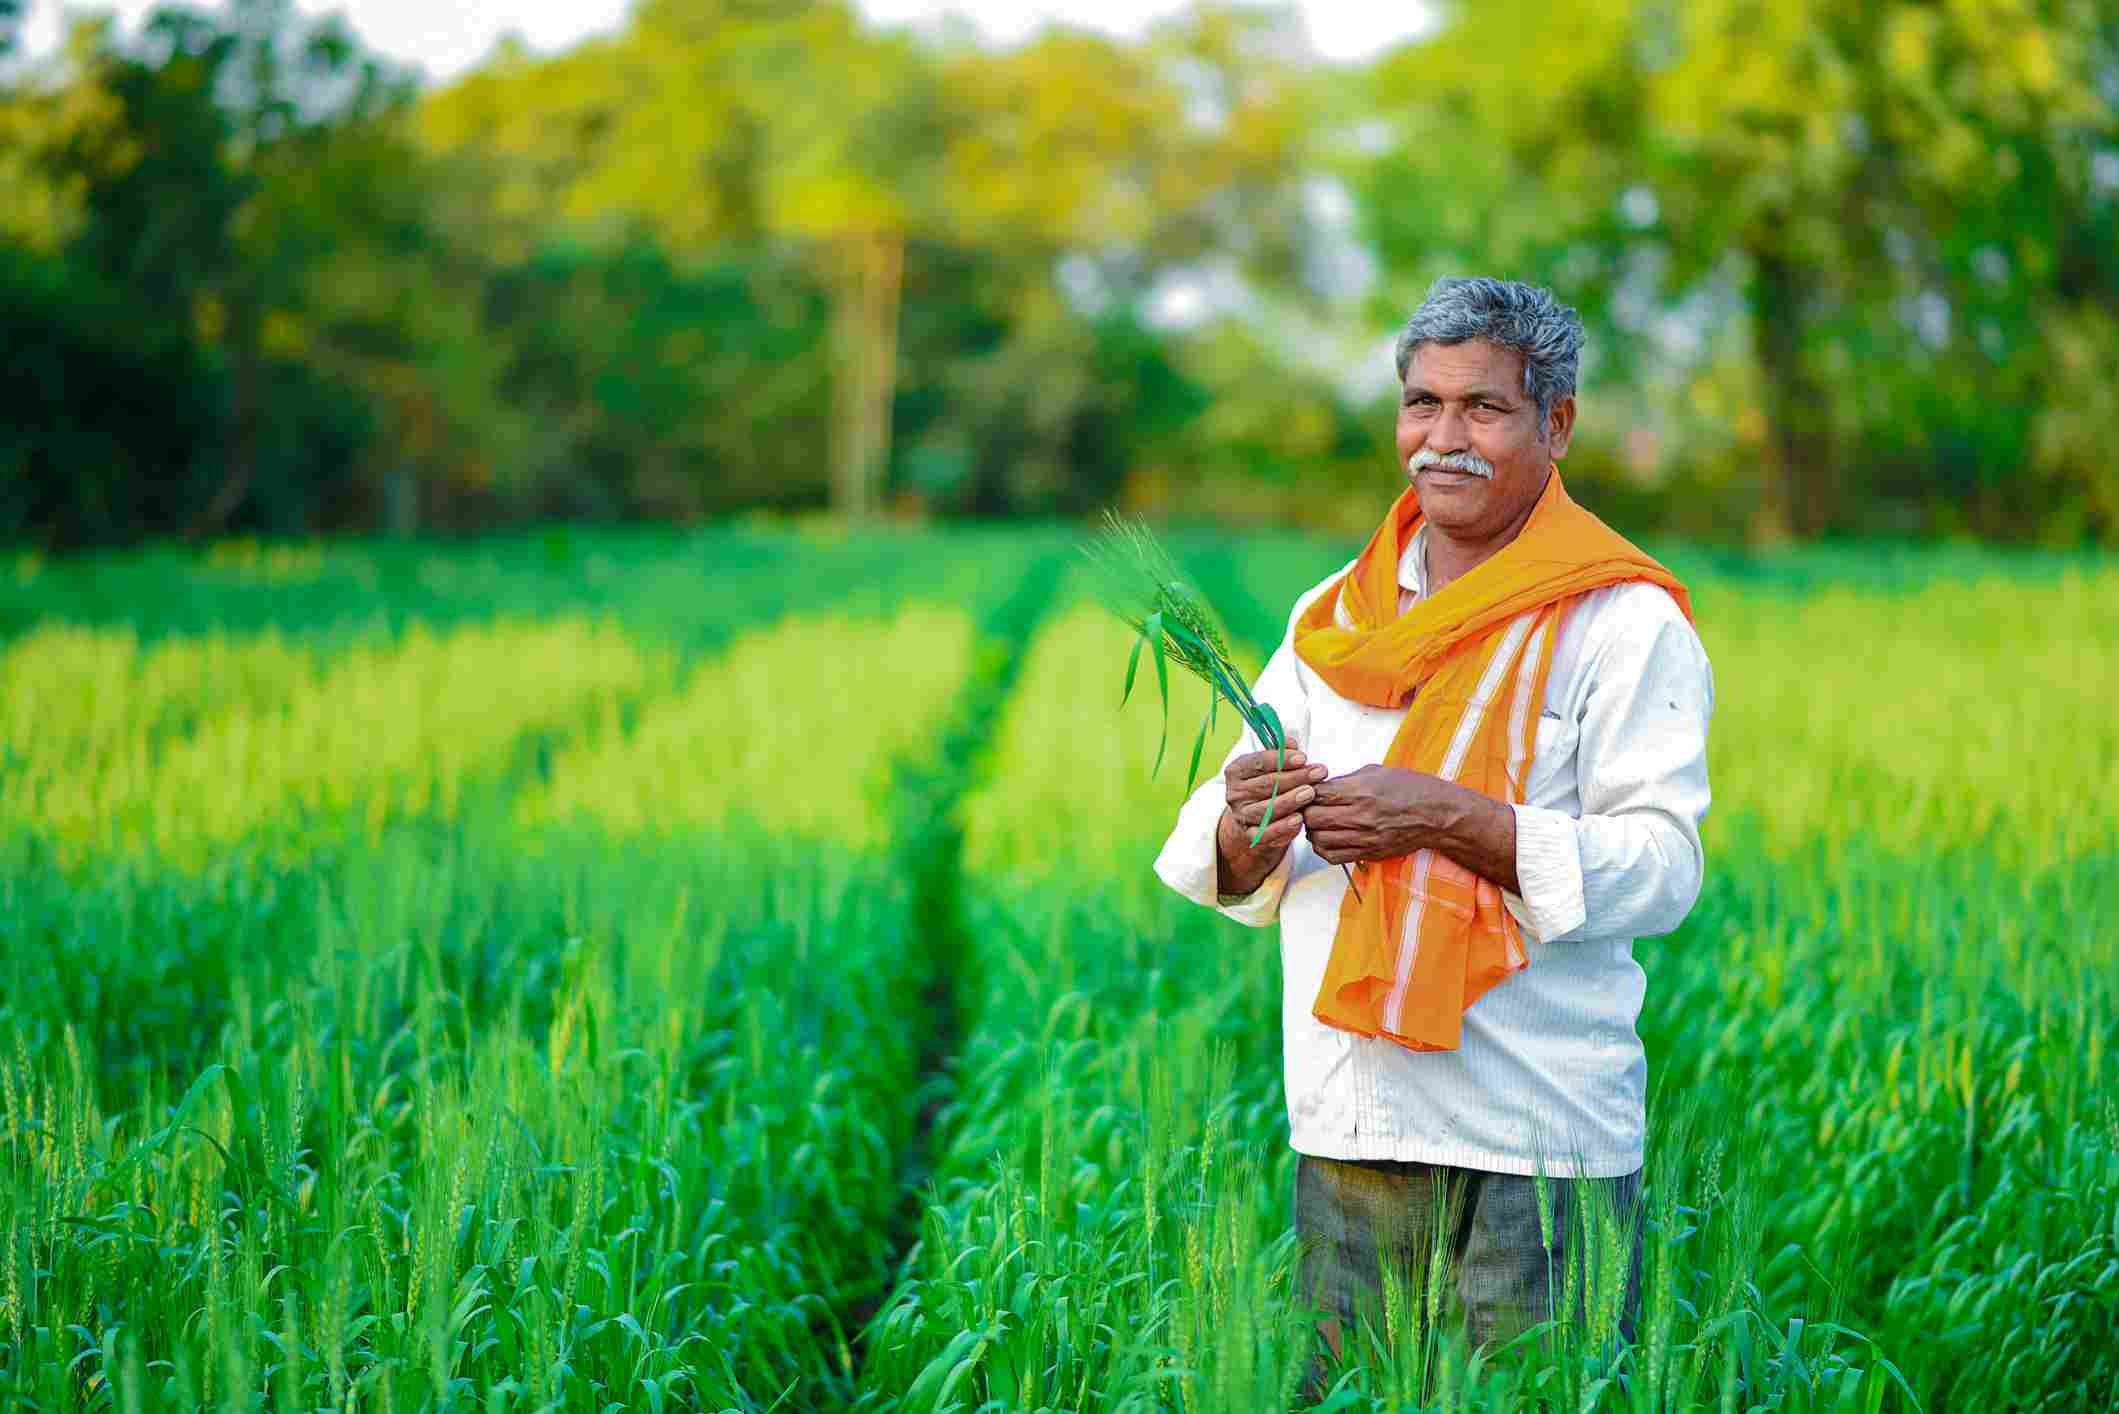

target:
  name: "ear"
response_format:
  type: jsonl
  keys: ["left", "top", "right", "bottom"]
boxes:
{"left": 1543, "top": 395, "right": 1577, "bottom": 458}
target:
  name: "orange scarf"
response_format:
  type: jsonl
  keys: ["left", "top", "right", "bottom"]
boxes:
{"left": 1293, "top": 470, "right": 1690, "bottom": 1052}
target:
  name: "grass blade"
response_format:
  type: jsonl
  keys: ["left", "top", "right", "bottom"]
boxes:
{"left": 1254, "top": 702, "right": 1285, "bottom": 752}
{"left": 1185, "top": 707, "right": 1212, "bottom": 795}
{"left": 1250, "top": 737, "right": 1285, "bottom": 847}
{"left": 1146, "top": 610, "right": 1170, "bottom": 778}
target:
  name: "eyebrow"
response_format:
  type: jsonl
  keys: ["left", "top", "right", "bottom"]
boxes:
{"left": 1404, "top": 384, "right": 1520, "bottom": 405}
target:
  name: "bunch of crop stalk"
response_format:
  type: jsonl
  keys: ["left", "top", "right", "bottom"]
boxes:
{"left": 1083, "top": 511, "right": 1358, "bottom": 894}
{"left": 7, "top": 525, "right": 2115, "bottom": 1412}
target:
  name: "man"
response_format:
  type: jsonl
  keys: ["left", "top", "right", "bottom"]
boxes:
{"left": 1153, "top": 277, "right": 1714, "bottom": 1377}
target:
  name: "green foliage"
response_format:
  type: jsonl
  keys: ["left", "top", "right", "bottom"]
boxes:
{"left": 0, "top": 245, "right": 229, "bottom": 544}
{"left": 1084, "top": 513, "right": 1270, "bottom": 776}
{"left": 929, "top": 523, "right": 2119, "bottom": 1411}
{"left": 1350, "top": 0, "right": 2119, "bottom": 542}
{"left": 0, "top": 522, "right": 1052, "bottom": 1409}
{"left": 2, "top": 524, "right": 2116, "bottom": 1409}
{"left": 0, "top": 828, "right": 937, "bottom": 1408}
{"left": 0, "top": 2, "right": 405, "bottom": 544}
{"left": 7, "top": 0, "right": 2116, "bottom": 543}
{"left": 481, "top": 239, "right": 834, "bottom": 516}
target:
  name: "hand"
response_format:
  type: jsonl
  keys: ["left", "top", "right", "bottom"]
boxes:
{"left": 1303, "top": 764, "right": 1453, "bottom": 866}
{"left": 1216, "top": 744, "right": 1327, "bottom": 895}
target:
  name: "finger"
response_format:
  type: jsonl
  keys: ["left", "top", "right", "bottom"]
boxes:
{"left": 1230, "top": 803, "right": 1300, "bottom": 848}
{"left": 1310, "top": 773, "right": 1361, "bottom": 804}
{"left": 1237, "top": 748, "right": 1306, "bottom": 778}
{"left": 1249, "top": 814, "right": 1305, "bottom": 851}
{"left": 1265, "top": 769, "right": 1322, "bottom": 800}
{"left": 1230, "top": 768, "right": 1319, "bottom": 808}
{"left": 1302, "top": 803, "right": 1350, "bottom": 830}
{"left": 1242, "top": 792, "right": 1314, "bottom": 829}
{"left": 1309, "top": 831, "right": 1360, "bottom": 863}
{"left": 1236, "top": 782, "right": 1317, "bottom": 826}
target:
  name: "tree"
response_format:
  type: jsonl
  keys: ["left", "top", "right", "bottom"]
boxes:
{"left": 413, "top": 0, "right": 1324, "bottom": 520}
{"left": 4, "top": 2, "right": 418, "bottom": 534}
{"left": 1353, "top": 0, "right": 2113, "bottom": 541}
{"left": 418, "top": 0, "right": 932, "bottom": 519}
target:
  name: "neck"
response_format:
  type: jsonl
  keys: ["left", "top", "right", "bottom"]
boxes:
{"left": 1421, "top": 468, "right": 1548, "bottom": 595}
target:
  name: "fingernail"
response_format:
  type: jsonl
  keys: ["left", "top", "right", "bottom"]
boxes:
{"left": 1311, "top": 765, "right": 1328, "bottom": 779}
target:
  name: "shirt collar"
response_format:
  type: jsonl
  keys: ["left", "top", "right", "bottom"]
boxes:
{"left": 1396, "top": 524, "right": 1428, "bottom": 601}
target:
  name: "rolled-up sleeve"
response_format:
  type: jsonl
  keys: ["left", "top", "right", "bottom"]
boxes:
{"left": 1508, "top": 592, "right": 1715, "bottom": 943}
{"left": 1153, "top": 604, "right": 1315, "bottom": 929}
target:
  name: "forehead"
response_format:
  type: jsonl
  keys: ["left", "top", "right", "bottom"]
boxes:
{"left": 1404, "top": 339, "right": 1525, "bottom": 394}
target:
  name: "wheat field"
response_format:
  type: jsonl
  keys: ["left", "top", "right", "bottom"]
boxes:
{"left": 1, "top": 525, "right": 2113, "bottom": 1412}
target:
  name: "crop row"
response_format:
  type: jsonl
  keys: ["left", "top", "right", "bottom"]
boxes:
{"left": 5, "top": 531, "right": 2115, "bottom": 1410}
{"left": 0, "top": 540, "right": 1028, "bottom": 1409}
{"left": 865, "top": 581, "right": 1916, "bottom": 1411}
{"left": 1, "top": 827, "right": 938, "bottom": 1408}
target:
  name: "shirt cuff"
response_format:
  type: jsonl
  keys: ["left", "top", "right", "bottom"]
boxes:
{"left": 1215, "top": 847, "right": 1292, "bottom": 926}
{"left": 1509, "top": 803, "right": 1587, "bottom": 941}
{"left": 1153, "top": 810, "right": 1291, "bottom": 929}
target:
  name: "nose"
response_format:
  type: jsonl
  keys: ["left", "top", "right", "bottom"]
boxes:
{"left": 1431, "top": 401, "right": 1471, "bottom": 452}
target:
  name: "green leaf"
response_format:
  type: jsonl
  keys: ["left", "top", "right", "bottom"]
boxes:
{"left": 1146, "top": 610, "right": 1170, "bottom": 779}
{"left": 112, "top": 1062, "right": 225, "bottom": 1168}
{"left": 1121, "top": 627, "right": 1145, "bottom": 706}
{"left": 1255, "top": 702, "right": 1285, "bottom": 752}
{"left": 1184, "top": 707, "right": 1212, "bottom": 794}
{"left": 1250, "top": 735, "right": 1289, "bottom": 848}
{"left": 904, "top": 1327, "right": 985, "bottom": 1411}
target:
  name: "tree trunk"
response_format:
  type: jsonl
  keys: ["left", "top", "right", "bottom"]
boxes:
{"left": 384, "top": 468, "right": 419, "bottom": 537}
{"left": 188, "top": 297, "right": 260, "bottom": 539}
{"left": 1752, "top": 249, "right": 1836, "bottom": 542}
{"left": 829, "top": 231, "right": 903, "bottom": 521}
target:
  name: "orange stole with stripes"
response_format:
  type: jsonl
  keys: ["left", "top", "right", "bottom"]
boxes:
{"left": 1292, "top": 470, "right": 1690, "bottom": 1053}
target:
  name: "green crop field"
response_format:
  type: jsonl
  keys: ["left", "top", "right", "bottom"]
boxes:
{"left": 1, "top": 526, "right": 2114, "bottom": 1413}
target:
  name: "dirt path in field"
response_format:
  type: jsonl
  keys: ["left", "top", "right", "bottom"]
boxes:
{"left": 846, "top": 553, "right": 1063, "bottom": 1376}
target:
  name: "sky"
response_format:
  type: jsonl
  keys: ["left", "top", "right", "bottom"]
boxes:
{"left": 18, "top": 0, "right": 1436, "bottom": 82}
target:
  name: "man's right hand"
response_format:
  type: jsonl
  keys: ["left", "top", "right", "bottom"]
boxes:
{"left": 1216, "top": 746, "right": 1328, "bottom": 897}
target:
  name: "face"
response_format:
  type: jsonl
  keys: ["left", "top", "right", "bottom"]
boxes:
{"left": 1395, "top": 339, "right": 1574, "bottom": 544}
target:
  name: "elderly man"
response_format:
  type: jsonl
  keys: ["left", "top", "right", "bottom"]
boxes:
{"left": 1154, "top": 277, "right": 1713, "bottom": 1373}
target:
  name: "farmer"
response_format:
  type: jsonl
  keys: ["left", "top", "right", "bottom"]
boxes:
{"left": 1154, "top": 276, "right": 1713, "bottom": 1379}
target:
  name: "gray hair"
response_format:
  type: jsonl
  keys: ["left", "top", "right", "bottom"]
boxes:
{"left": 1392, "top": 277, "right": 1584, "bottom": 429}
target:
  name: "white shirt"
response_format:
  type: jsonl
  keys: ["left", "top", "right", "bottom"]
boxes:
{"left": 1153, "top": 528, "right": 1715, "bottom": 1177}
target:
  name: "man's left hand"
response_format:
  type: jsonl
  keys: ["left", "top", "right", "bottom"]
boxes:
{"left": 1303, "top": 765, "right": 1458, "bottom": 865}
{"left": 1306, "top": 765, "right": 1522, "bottom": 894}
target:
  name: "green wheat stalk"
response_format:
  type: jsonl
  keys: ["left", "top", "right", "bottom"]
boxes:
{"left": 1081, "top": 512, "right": 1358, "bottom": 898}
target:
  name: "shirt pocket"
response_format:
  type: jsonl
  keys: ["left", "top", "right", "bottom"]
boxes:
{"left": 1525, "top": 710, "right": 1581, "bottom": 801}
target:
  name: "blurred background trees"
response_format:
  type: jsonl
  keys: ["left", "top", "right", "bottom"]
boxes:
{"left": 2, "top": 0, "right": 2114, "bottom": 548}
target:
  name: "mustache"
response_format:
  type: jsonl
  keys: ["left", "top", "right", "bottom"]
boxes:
{"left": 1408, "top": 448, "right": 1495, "bottom": 479}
